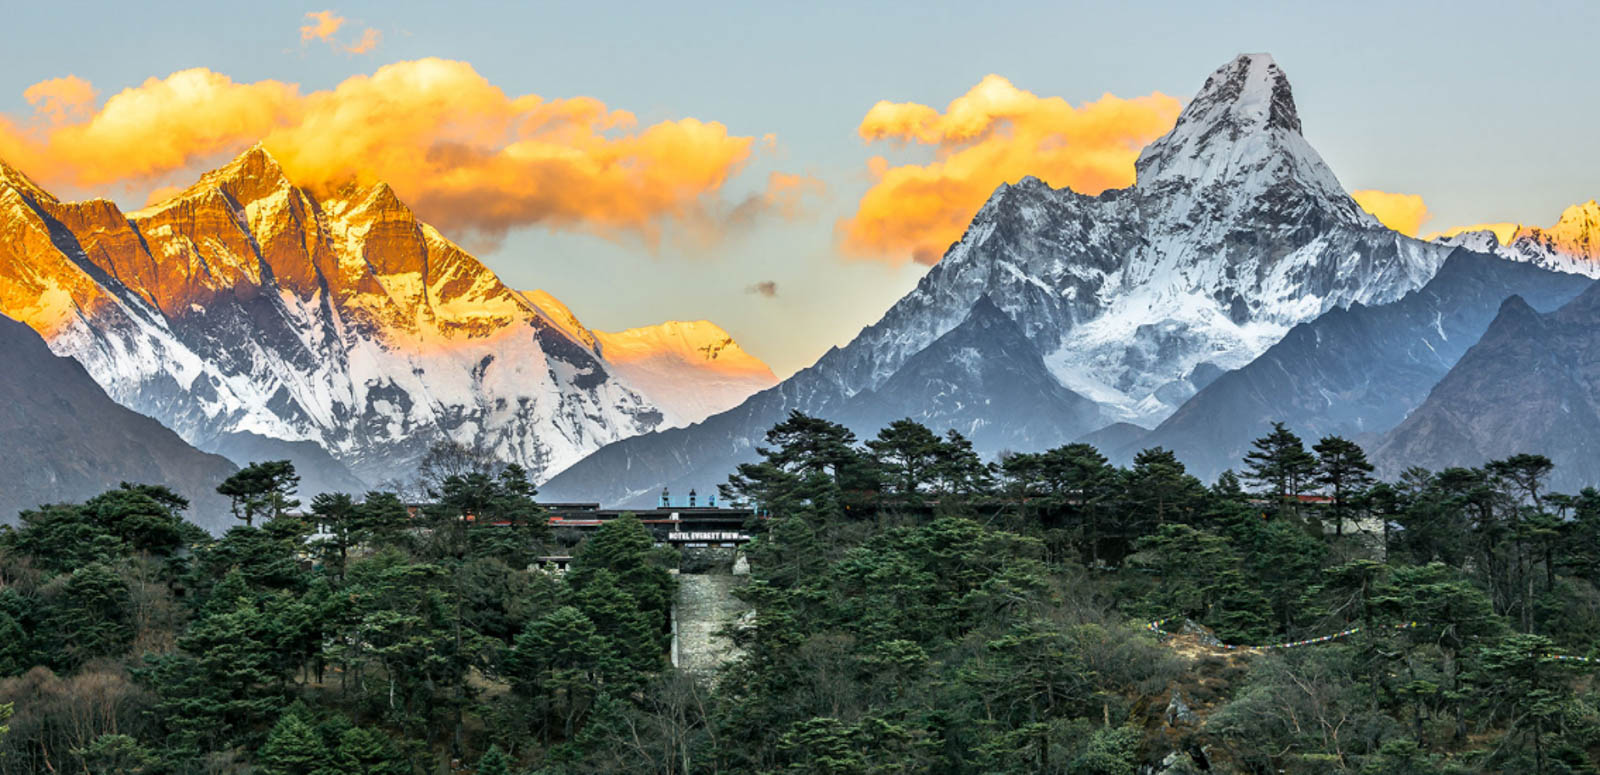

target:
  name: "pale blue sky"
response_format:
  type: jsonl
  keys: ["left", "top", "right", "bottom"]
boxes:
{"left": 3, "top": 1, "right": 1596, "bottom": 375}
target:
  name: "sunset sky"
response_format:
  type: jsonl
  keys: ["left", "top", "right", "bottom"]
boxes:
{"left": 2, "top": 0, "right": 1596, "bottom": 375}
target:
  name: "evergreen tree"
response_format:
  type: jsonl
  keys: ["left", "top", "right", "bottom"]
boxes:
{"left": 1472, "top": 633, "right": 1571, "bottom": 774}
{"left": 930, "top": 429, "right": 993, "bottom": 497}
{"left": 1313, "top": 435, "right": 1375, "bottom": 537}
{"left": 354, "top": 490, "right": 413, "bottom": 548}
{"left": 258, "top": 712, "right": 329, "bottom": 775}
{"left": 6, "top": 503, "right": 121, "bottom": 573}
{"left": 81, "top": 483, "right": 189, "bottom": 555}
{"left": 506, "top": 606, "right": 606, "bottom": 739}
{"left": 723, "top": 411, "right": 874, "bottom": 510}
{"left": 867, "top": 418, "right": 944, "bottom": 502}
{"left": 1125, "top": 447, "right": 1205, "bottom": 526}
{"left": 475, "top": 744, "right": 511, "bottom": 775}
{"left": 48, "top": 562, "right": 135, "bottom": 668}
{"left": 309, "top": 492, "right": 359, "bottom": 581}
{"left": 1243, "top": 422, "right": 1316, "bottom": 516}
{"left": 333, "top": 726, "right": 406, "bottom": 775}
{"left": 217, "top": 460, "right": 301, "bottom": 527}
{"left": 0, "top": 611, "right": 30, "bottom": 677}
{"left": 569, "top": 514, "right": 675, "bottom": 624}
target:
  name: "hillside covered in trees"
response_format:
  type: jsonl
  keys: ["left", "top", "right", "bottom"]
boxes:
{"left": 3, "top": 416, "right": 1600, "bottom": 773}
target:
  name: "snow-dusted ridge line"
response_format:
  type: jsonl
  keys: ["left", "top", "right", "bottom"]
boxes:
{"left": 1433, "top": 200, "right": 1600, "bottom": 279}
{"left": 0, "top": 145, "right": 772, "bottom": 485}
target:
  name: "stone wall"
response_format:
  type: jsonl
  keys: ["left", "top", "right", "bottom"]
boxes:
{"left": 672, "top": 573, "right": 750, "bottom": 674}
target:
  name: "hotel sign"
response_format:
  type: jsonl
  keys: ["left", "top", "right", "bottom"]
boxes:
{"left": 667, "top": 531, "right": 750, "bottom": 542}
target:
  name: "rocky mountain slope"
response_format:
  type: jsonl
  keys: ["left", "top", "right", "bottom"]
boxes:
{"left": 837, "top": 295, "right": 1107, "bottom": 451}
{"left": 542, "top": 53, "right": 1453, "bottom": 505}
{"left": 1373, "top": 277, "right": 1600, "bottom": 492}
{"left": 0, "top": 313, "right": 239, "bottom": 530}
{"left": 1131, "top": 250, "right": 1593, "bottom": 480}
{"left": 0, "top": 148, "right": 771, "bottom": 487}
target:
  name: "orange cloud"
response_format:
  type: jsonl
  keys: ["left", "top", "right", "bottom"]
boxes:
{"left": 837, "top": 75, "right": 1183, "bottom": 264}
{"left": 1349, "top": 189, "right": 1521, "bottom": 245}
{"left": 1352, "top": 189, "right": 1432, "bottom": 236}
{"left": 24, "top": 76, "right": 97, "bottom": 124}
{"left": 0, "top": 59, "right": 790, "bottom": 246}
{"left": 1424, "top": 222, "right": 1519, "bottom": 244}
{"left": 142, "top": 184, "right": 185, "bottom": 208}
{"left": 301, "top": 10, "right": 345, "bottom": 41}
{"left": 3, "top": 68, "right": 299, "bottom": 184}
{"left": 344, "top": 27, "right": 381, "bottom": 54}
{"left": 760, "top": 171, "right": 826, "bottom": 218}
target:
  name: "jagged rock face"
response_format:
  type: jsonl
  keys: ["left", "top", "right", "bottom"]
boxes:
{"left": 0, "top": 313, "right": 239, "bottom": 532}
{"left": 0, "top": 148, "right": 666, "bottom": 485}
{"left": 542, "top": 53, "right": 1453, "bottom": 506}
{"left": 1134, "top": 250, "right": 1593, "bottom": 481}
{"left": 1374, "top": 280, "right": 1600, "bottom": 492}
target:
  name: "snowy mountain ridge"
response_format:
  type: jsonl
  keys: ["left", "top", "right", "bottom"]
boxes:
{"left": 592, "top": 320, "right": 778, "bottom": 428}
{"left": 518, "top": 289, "right": 780, "bottom": 427}
{"left": 0, "top": 146, "right": 772, "bottom": 485}
{"left": 540, "top": 52, "right": 1468, "bottom": 505}
{"left": 1435, "top": 200, "right": 1600, "bottom": 278}
{"left": 795, "top": 53, "right": 1447, "bottom": 424}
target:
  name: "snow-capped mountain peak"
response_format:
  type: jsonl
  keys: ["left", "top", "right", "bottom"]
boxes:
{"left": 544, "top": 51, "right": 1460, "bottom": 510}
{"left": 1433, "top": 199, "right": 1600, "bottom": 278}
{"left": 1181, "top": 52, "right": 1300, "bottom": 135}
{"left": 0, "top": 158, "right": 59, "bottom": 207}
{"left": 1524, "top": 200, "right": 1600, "bottom": 260}
{"left": 0, "top": 145, "right": 760, "bottom": 486}
{"left": 1135, "top": 53, "right": 1374, "bottom": 233}
{"left": 591, "top": 320, "right": 777, "bottom": 428}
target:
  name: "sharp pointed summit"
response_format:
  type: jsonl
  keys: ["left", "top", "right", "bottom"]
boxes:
{"left": 1183, "top": 53, "right": 1301, "bottom": 135}
{"left": 1135, "top": 54, "right": 1369, "bottom": 231}
{"left": 540, "top": 52, "right": 1458, "bottom": 507}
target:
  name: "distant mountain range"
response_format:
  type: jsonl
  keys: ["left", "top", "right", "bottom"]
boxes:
{"left": 1435, "top": 200, "right": 1600, "bottom": 278}
{"left": 520, "top": 289, "right": 777, "bottom": 428}
{"left": 1374, "top": 278, "right": 1600, "bottom": 492}
{"left": 0, "top": 148, "right": 775, "bottom": 508}
{"left": 1128, "top": 250, "right": 1593, "bottom": 481}
{"left": 4, "top": 52, "right": 1599, "bottom": 518}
